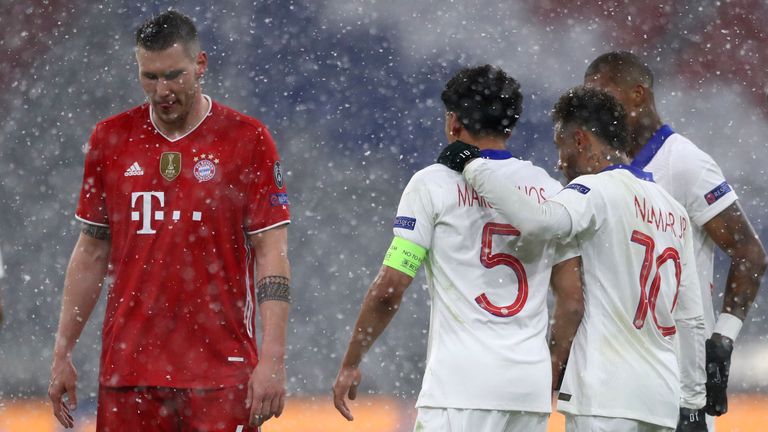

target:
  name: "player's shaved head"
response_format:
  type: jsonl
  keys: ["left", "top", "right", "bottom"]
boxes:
{"left": 553, "top": 86, "right": 630, "bottom": 153}
{"left": 135, "top": 10, "right": 200, "bottom": 58}
{"left": 585, "top": 51, "right": 654, "bottom": 90}
{"left": 441, "top": 64, "right": 523, "bottom": 139}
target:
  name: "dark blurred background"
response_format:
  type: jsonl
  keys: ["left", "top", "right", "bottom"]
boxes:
{"left": 1, "top": 0, "right": 767, "bottom": 404}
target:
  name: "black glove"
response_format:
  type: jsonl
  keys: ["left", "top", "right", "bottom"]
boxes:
{"left": 676, "top": 407, "right": 707, "bottom": 432}
{"left": 436, "top": 140, "right": 481, "bottom": 172}
{"left": 704, "top": 335, "right": 733, "bottom": 416}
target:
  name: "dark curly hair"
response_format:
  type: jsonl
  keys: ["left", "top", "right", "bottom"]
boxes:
{"left": 441, "top": 65, "right": 523, "bottom": 139}
{"left": 135, "top": 10, "right": 199, "bottom": 55}
{"left": 553, "top": 86, "right": 630, "bottom": 153}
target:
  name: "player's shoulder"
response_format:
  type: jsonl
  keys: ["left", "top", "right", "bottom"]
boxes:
{"left": 564, "top": 172, "right": 603, "bottom": 192}
{"left": 492, "top": 155, "right": 541, "bottom": 173}
{"left": 95, "top": 103, "right": 147, "bottom": 130}
{"left": 211, "top": 100, "right": 270, "bottom": 134}
{"left": 89, "top": 104, "right": 148, "bottom": 150}
{"left": 658, "top": 132, "right": 726, "bottom": 190}
{"left": 508, "top": 157, "right": 562, "bottom": 187}
{"left": 647, "top": 178, "right": 687, "bottom": 209}
{"left": 561, "top": 169, "right": 636, "bottom": 199}
{"left": 401, "top": 164, "right": 460, "bottom": 199}
{"left": 471, "top": 155, "right": 558, "bottom": 183}
{"left": 411, "top": 163, "right": 459, "bottom": 182}
{"left": 664, "top": 132, "right": 720, "bottom": 168}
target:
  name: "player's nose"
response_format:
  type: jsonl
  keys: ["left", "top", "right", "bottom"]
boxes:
{"left": 156, "top": 79, "right": 172, "bottom": 96}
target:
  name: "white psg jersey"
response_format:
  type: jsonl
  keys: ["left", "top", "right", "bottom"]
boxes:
{"left": 546, "top": 166, "right": 704, "bottom": 428}
{"left": 630, "top": 125, "right": 738, "bottom": 334}
{"left": 393, "top": 150, "right": 577, "bottom": 412}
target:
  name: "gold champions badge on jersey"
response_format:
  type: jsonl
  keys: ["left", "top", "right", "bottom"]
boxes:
{"left": 160, "top": 152, "right": 181, "bottom": 181}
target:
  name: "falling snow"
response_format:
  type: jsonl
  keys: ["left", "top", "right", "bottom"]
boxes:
{"left": 0, "top": 0, "right": 767, "bottom": 411}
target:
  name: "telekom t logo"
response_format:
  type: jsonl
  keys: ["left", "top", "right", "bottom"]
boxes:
{"left": 131, "top": 192, "right": 202, "bottom": 234}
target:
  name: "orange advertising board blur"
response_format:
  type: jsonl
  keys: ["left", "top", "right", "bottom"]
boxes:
{"left": 1, "top": 395, "right": 765, "bottom": 431}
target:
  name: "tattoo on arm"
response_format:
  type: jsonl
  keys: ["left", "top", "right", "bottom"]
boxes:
{"left": 256, "top": 276, "right": 291, "bottom": 304}
{"left": 81, "top": 223, "right": 111, "bottom": 240}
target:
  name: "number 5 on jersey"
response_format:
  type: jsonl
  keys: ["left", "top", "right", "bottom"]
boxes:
{"left": 475, "top": 222, "right": 528, "bottom": 318}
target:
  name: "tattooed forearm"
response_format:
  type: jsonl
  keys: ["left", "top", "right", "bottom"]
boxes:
{"left": 81, "top": 223, "right": 111, "bottom": 240}
{"left": 256, "top": 276, "right": 291, "bottom": 304}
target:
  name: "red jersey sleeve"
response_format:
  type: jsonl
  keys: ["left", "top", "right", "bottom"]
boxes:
{"left": 244, "top": 125, "right": 290, "bottom": 234}
{"left": 75, "top": 125, "right": 109, "bottom": 227}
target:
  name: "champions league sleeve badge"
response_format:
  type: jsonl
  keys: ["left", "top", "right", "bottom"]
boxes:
{"left": 193, "top": 153, "right": 219, "bottom": 182}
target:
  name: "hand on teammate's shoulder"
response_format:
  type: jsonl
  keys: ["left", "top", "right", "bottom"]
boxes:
{"left": 437, "top": 140, "right": 481, "bottom": 172}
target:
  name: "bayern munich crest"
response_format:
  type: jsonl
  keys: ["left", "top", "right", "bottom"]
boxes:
{"left": 192, "top": 153, "right": 219, "bottom": 182}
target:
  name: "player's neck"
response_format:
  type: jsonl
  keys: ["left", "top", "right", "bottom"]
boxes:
{"left": 628, "top": 111, "right": 663, "bottom": 159}
{"left": 457, "top": 134, "right": 507, "bottom": 151}
{"left": 593, "top": 149, "right": 630, "bottom": 173}
{"left": 153, "top": 93, "right": 209, "bottom": 140}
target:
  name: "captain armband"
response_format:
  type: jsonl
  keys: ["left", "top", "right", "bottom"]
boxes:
{"left": 382, "top": 236, "right": 427, "bottom": 278}
{"left": 256, "top": 276, "right": 291, "bottom": 304}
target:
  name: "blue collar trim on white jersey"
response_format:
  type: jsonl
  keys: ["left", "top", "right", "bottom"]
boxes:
{"left": 630, "top": 124, "right": 674, "bottom": 170}
{"left": 480, "top": 149, "right": 513, "bottom": 160}
{"left": 601, "top": 164, "right": 655, "bottom": 182}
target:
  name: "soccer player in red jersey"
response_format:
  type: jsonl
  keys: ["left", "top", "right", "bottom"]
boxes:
{"left": 48, "top": 11, "right": 291, "bottom": 431}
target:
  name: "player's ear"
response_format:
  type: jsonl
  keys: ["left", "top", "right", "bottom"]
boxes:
{"left": 195, "top": 51, "right": 208, "bottom": 80}
{"left": 630, "top": 84, "right": 646, "bottom": 106}
{"left": 573, "top": 128, "right": 588, "bottom": 151}
{"left": 449, "top": 113, "right": 463, "bottom": 138}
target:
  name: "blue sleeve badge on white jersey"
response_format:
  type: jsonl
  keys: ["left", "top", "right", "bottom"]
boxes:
{"left": 565, "top": 183, "right": 591, "bottom": 195}
{"left": 393, "top": 216, "right": 417, "bottom": 230}
{"left": 704, "top": 181, "right": 732, "bottom": 205}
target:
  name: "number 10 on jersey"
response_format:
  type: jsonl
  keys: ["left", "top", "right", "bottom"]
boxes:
{"left": 630, "top": 230, "right": 681, "bottom": 337}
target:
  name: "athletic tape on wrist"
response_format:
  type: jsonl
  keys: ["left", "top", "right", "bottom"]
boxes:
{"left": 382, "top": 236, "right": 426, "bottom": 278}
{"left": 713, "top": 312, "right": 742, "bottom": 341}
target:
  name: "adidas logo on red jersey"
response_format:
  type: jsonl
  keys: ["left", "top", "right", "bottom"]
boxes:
{"left": 124, "top": 162, "right": 144, "bottom": 176}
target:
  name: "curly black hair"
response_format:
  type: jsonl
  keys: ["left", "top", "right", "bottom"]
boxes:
{"left": 441, "top": 65, "right": 523, "bottom": 139}
{"left": 553, "top": 86, "right": 630, "bottom": 153}
{"left": 135, "top": 10, "right": 199, "bottom": 54}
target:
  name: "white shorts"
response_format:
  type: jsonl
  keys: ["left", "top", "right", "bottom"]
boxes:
{"left": 565, "top": 414, "right": 674, "bottom": 432}
{"left": 414, "top": 407, "right": 548, "bottom": 432}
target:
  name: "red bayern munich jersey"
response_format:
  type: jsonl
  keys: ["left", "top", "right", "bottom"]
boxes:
{"left": 76, "top": 96, "right": 290, "bottom": 388}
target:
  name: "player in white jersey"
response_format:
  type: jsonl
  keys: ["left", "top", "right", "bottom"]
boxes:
{"left": 439, "top": 86, "right": 708, "bottom": 431}
{"left": 584, "top": 51, "right": 767, "bottom": 427}
{"left": 332, "top": 65, "right": 585, "bottom": 432}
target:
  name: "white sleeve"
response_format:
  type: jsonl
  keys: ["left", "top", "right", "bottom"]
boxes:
{"left": 464, "top": 158, "right": 572, "bottom": 240}
{"left": 674, "top": 224, "right": 705, "bottom": 320}
{"left": 553, "top": 238, "right": 581, "bottom": 264}
{"left": 674, "top": 221, "right": 707, "bottom": 408}
{"left": 673, "top": 143, "right": 737, "bottom": 226}
{"left": 676, "top": 315, "right": 706, "bottom": 409}
{"left": 392, "top": 172, "right": 437, "bottom": 250}
{"left": 545, "top": 175, "right": 607, "bottom": 242}
{"left": 0, "top": 249, "right": 4, "bottom": 279}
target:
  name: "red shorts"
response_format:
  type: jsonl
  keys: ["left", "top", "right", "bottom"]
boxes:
{"left": 96, "top": 385, "right": 259, "bottom": 432}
